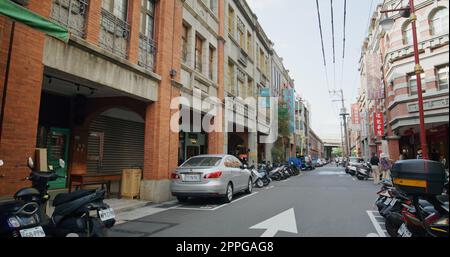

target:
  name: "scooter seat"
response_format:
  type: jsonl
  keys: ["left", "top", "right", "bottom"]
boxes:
{"left": 52, "top": 190, "right": 95, "bottom": 207}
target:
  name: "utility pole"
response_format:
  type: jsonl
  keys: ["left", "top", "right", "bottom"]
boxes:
{"left": 331, "top": 89, "right": 350, "bottom": 158}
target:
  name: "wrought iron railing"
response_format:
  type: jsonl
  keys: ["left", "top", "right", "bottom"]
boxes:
{"left": 138, "top": 33, "right": 157, "bottom": 72}
{"left": 99, "top": 8, "right": 130, "bottom": 59}
{"left": 50, "top": 0, "right": 88, "bottom": 37}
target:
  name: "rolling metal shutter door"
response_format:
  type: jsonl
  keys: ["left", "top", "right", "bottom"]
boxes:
{"left": 87, "top": 115, "right": 144, "bottom": 173}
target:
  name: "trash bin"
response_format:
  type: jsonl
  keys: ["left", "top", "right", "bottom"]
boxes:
{"left": 121, "top": 169, "right": 142, "bottom": 199}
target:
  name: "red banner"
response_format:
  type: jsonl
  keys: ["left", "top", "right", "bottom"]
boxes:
{"left": 351, "top": 104, "right": 360, "bottom": 125}
{"left": 373, "top": 112, "right": 384, "bottom": 137}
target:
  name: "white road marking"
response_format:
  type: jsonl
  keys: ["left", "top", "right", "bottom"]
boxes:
{"left": 366, "top": 210, "right": 387, "bottom": 237}
{"left": 170, "top": 192, "right": 259, "bottom": 211}
{"left": 250, "top": 208, "right": 298, "bottom": 237}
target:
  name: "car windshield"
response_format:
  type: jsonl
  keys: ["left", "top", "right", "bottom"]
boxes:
{"left": 181, "top": 157, "right": 222, "bottom": 167}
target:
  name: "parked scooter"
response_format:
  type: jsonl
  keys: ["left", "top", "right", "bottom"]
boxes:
{"left": 250, "top": 166, "right": 270, "bottom": 188}
{"left": 0, "top": 160, "right": 47, "bottom": 237}
{"left": 1, "top": 158, "right": 116, "bottom": 237}
{"left": 356, "top": 162, "right": 372, "bottom": 180}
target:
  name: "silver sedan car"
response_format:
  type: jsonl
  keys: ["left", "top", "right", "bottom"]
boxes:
{"left": 170, "top": 155, "right": 253, "bottom": 203}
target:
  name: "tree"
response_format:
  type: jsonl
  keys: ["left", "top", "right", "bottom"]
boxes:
{"left": 332, "top": 147, "right": 343, "bottom": 158}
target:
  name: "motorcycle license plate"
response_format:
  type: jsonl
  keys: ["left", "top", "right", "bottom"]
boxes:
{"left": 398, "top": 223, "right": 412, "bottom": 237}
{"left": 98, "top": 208, "right": 116, "bottom": 221}
{"left": 390, "top": 199, "right": 398, "bottom": 206}
{"left": 19, "top": 226, "right": 46, "bottom": 237}
{"left": 384, "top": 198, "right": 392, "bottom": 205}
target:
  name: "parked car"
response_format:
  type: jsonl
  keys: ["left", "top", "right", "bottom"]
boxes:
{"left": 170, "top": 155, "right": 253, "bottom": 203}
{"left": 345, "top": 157, "right": 365, "bottom": 176}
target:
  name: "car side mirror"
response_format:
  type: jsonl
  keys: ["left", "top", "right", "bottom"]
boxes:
{"left": 27, "top": 157, "right": 34, "bottom": 169}
{"left": 59, "top": 159, "right": 65, "bottom": 168}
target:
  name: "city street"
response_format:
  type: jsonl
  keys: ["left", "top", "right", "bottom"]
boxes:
{"left": 109, "top": 164, "right": 385, "bottom": 237}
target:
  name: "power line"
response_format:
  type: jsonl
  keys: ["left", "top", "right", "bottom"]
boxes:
{"left": 315, "top": 0, "right": 327, "bottom": 67}
{"left": 342, "top": 0, "right": 347, "bottom": 59}
{"left": 330, "top": 0, "right": 336, "bottom": 64}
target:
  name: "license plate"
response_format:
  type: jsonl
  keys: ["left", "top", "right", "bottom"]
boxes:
{"left": 98, "top": 208, "right": 116, "bottom": 222}
{"left": 390, "top": 199, "right": 398, "bottom": 206}
{"left": 183, "top": 174, "right": 201, "bottom": 182}
{"left": 398, "top": 223, "right": 412, "bottom": 237}
{"left": 384, "top": 198, "right": 392, "bottom": 205}
{"left": 19, "top": 226, "right": 46, "bottom": 237}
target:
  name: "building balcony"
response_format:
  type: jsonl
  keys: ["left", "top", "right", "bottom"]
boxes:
{"left": 50, "top": 0, "right": 88, "bottom": 38}
{"left": 99, "top": 8, "right": 130, "bottom": 59}
{"left": 138, "top": 34, "right": 157, "bottom": 72}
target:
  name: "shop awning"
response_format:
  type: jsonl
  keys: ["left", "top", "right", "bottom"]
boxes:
{"left": 0, "top": 0, "right": 69, "bottom": 42}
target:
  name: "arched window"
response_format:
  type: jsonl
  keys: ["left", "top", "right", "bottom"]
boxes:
{"left": 402, "top": 21, "right": 413, "bottom": 45}
{"left": 430, "top": 8, "right": 449, "bottom": 36}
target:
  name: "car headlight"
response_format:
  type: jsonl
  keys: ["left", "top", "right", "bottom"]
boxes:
{"left": 7, "top": 217, "right": 21, "bottom": 228}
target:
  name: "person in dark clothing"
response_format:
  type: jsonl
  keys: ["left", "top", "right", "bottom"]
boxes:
{"left": 430, "top": 149, "right": 440, "bottom": 162}
{"left": 370, "top": 153, "right": 381, "bottom": 184}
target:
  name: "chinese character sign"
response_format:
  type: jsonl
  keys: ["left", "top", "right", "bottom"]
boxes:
{"left": 351, "top": 104, "right": 360, "bottom": 125}
{"left": 365, "top": 53, "right": 384, "bottom": 100}
{"left": 373, "top": 112, "right": 384, "bottom": 137}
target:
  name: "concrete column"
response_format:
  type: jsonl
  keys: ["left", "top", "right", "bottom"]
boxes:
{"left": 248, "top": 132, "right": 258, "bottom": 164}
{"left": 188, "top": 28, "right": 196, "bottom": 68}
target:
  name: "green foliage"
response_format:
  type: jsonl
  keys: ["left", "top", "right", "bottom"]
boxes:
{"left": 332, "top": 147, "right": 343, "bottom": 157}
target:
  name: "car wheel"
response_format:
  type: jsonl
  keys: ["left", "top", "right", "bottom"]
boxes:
{"left": 223, "top": 183, "right": 233, "bottom": 203}
{"left": 177, "top": 196, "right": 188, "bottom": 203}
{"left": 245, "top": 179, "right": 253, "bottom": 194}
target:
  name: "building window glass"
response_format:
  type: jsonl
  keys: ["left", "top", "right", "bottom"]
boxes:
{"left": 408, "top": 73, "right": 426, "bottom": 96}
{"left": 430, "top": 8, "right": 449, "bottom": 36}
{"left": 195, "top": 34, "right": 203, "bottom": 72}
{"left": 140, "top": 0, "right": 155, "bottom": 38}
{"left": 181, "top": 24, "right": 189, "bottom": 63}
{"left": 209, "top": 0, "right": 217, "bottom": 14}
{"left": 102, "top": 0, "right": 128, "bottom": 21}
{"left": 402, "top": 21, "right": 412, "bottom": 45}
{"left": 437, "top": 65, "right": 449, "bottom": 91}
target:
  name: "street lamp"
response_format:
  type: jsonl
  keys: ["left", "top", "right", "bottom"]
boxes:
{"left": 380, "top": 0, "right": 429, "bottom": 159}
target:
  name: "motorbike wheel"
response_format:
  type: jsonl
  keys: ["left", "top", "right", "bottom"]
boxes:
{"left": 385, "top": 213, "right": 404, "bottom": 237}
{"left": 356, "top": 174, "right": 365, "bottom": 180}
{"left": 255, "top": 179, "right": 264, "bottom": 188}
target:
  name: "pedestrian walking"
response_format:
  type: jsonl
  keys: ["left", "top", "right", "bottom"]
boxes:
{"left": 399, "top": 149, "right": 408, "bottom": 160}
{"left": 430, "top": 149, "right": 440, "bottom": 162}
{"left": 380, "top": 153, "right": 392, "bottom": 181}
{"left": 416, "top": 149, "right": 423, "bottom": 159}
{"left": 370, "top": 153, "right": 381, "bottom": 184}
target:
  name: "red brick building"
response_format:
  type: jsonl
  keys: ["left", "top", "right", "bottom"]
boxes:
{"left": 0, "top": 0, "right": 227, "bottom": 202}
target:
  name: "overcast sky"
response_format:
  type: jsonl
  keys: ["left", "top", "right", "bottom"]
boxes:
{"left": 247, "top": 0, "right": 381, "bottom": 140}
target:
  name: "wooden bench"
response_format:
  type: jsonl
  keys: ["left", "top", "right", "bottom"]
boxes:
{"left": 69, "top": 172, "right": 122, "bottom": 198}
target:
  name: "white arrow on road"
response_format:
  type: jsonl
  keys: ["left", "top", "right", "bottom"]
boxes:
{"left": 250, "top": 208, "right": 298, "bottom": 237}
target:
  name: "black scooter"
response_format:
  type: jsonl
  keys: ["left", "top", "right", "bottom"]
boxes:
{"left": 1, "top": 158, "right": 115, "bottom": 237}
{"left": 0, "top": 160, "right": 46, "bottom": 237}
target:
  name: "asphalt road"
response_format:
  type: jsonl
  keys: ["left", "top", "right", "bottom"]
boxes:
{"left": 109, "top": 164, "right": 384, "bottom": 237}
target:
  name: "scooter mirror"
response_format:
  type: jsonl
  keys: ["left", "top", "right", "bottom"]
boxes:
{"left": 59, "top": 159, "right": 65, "bottom": 168}
{"left": 0, "top": 160, "right": 3, "bottom": 166}
{"left": 27, "top": 157, "right": 34, "bottom": 169}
